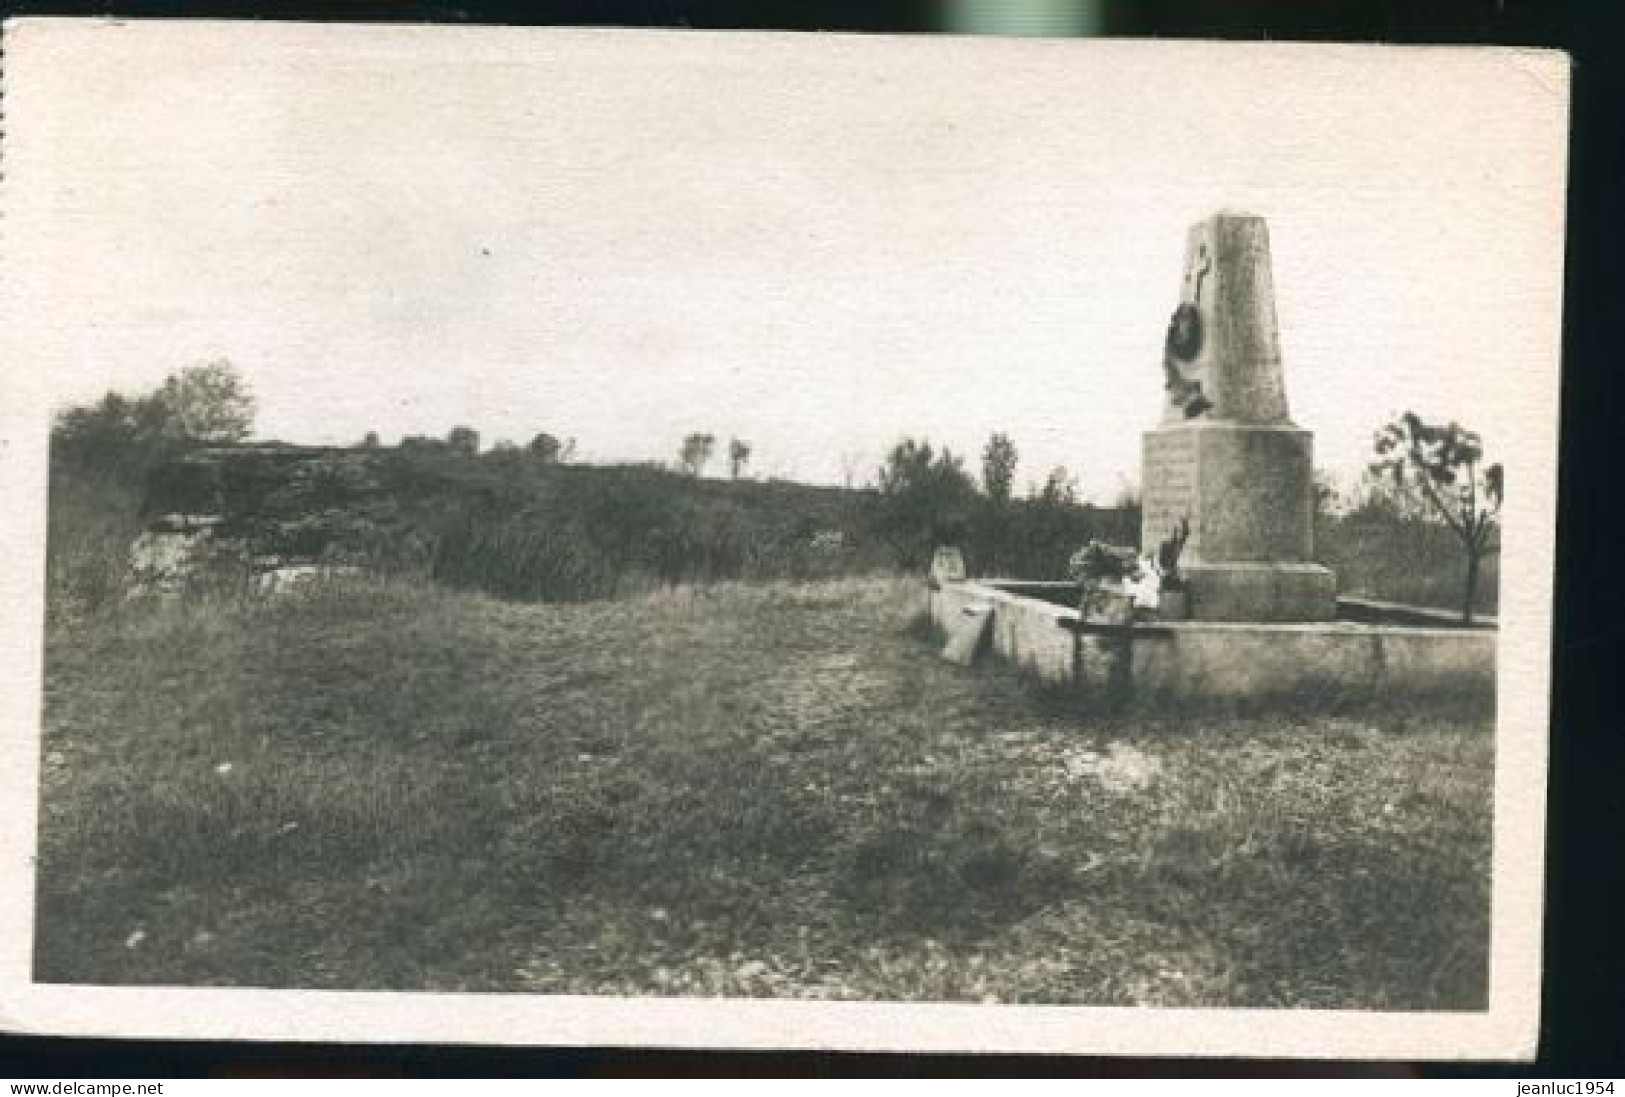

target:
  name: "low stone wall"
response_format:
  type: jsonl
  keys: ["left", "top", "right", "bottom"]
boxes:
{"left": 927, "top": 579, "right": 1496, "bottom": 706}
{"left": 928, "top": 581, "right": 1118, "bottom": 694}
{"left": 1129, "top": 618, "right": 1495, "bottom": 704}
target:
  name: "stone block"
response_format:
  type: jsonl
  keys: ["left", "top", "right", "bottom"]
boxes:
{"left": 928, "top": 546, "right": 966, "bottom": 589}
{"left": 940, "top": 601, "right": 994, "bottom": 665}
{"left": 1179, "top": 561, "right": 1337, "bottom": 623}
{"left": 1142, "top": 422, "right": 1317, "bottom": 565}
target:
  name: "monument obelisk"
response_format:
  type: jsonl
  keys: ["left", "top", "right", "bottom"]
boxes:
{"left": 1141, "top": 212, "right": 1336, "bottom": 621}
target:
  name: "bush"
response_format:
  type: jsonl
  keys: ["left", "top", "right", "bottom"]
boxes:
{"left": 431, "top": 511, "right": 620, "bottom": 603}
{"left": 52, "top": 435, "right": 1145, "bottom": 616}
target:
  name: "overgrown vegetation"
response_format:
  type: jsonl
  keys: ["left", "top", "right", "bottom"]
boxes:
{"left": 36, "top": 576, "right": 1491, "bottom": 1006}
{"left": 63, "top": 437, "right": 1137, "bottom": 611}
{"left": 1317, "top": 507, "right": 1500, "bottom": 618}
{"left": 47, "top": 361, "right": 257, "bottom": 623}
{"left": 49, "top": 365, "right": 1495, "bottom": 616}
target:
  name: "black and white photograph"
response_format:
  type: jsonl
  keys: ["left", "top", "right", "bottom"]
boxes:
{"left": 0, "top": 19, "right": 1566, "bottom": 1058}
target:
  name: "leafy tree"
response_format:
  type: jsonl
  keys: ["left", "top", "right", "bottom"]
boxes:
{"left": 446, "top": 426, "right": 481, "bottom": 456}
{"left": 1035, "top": 466, "right": 1079, "bottom": 509}
{"left": 974, "top": 432, "right": 1020, "bottom": 574}
{"left": 981, "top": 432, "right": 1019, "bottom": 505}
{"left": 876, "top": 438, "right": 978, "bottom": 567}
{"left": 679, "top": 432, "right": 716, "bottom": 477}
{"left": 728, "top": 438, "right": 752, "bottom": 480}
{"left": 153, "top": 360, "right": 256, "bottom": 445}
{"left": 51, "top": 360, "right": 256, "bottom": 479}
{"left": 528, "top": 432, "right": 562, "bottom": 463}
{"left": 1370, "top": 412, "right": 1504, "bottom": 623}
{"left": 399, "top": 434, "right": 448, "bottom": 452}
{"left": 487, "top": 439, "right": 523, "bottom": 472}
{"left": 52, "top": 392, "right": 162, "bottom": 474}
{"left": 361, "top": 431, "right": 381, "bottom": 448}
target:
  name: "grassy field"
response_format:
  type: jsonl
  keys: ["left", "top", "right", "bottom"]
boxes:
{"left": 35, "top": 576, "right": 1492, "bottom": 1008}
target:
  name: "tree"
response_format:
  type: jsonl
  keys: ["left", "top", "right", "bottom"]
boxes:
{"left": 487, "top": 439, "right": 523, "bottom": 472}
{"left": 360, "top": 431, "right": 381, "bottom": 449}
{"left": 52, "top": 391, "right": 165, "bottom": 475}
{"left": 1035, "top": 466, "right": 1079, "bottom": 509}
{"left": 876, "top": 437, "right": 978, "bottom": 566}
{"left": 153, "top": 359, "right": 256, "bottom": 445}
{"left": 975, "top": 433, "right": 1020, "bottom": 574}
{"left": 51, "top": 360, "right": 257, "bottom": 479}
{"left": 679, "top": 433, "right": 716, "bottom": 477}
{"left": 728, "top": 438, "right": 752, "bottom": 480}
{"left": 399, "top": 434, "right": 448, "bottom": 452}
{"left": 981, "top": 432, "right": 1019, "bottom": 505}
{"left": 527, "top": 432, "right": 562, "bottom": 463}
{"left": 1370, "top": 412, "right": 1504, "bottom": 623}
{"left": 446, "top": 426, "right": 481, "bottom": 456}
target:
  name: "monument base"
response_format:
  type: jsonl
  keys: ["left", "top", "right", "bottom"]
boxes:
{"left": 1143, "top": 422, "right": 1318, "bottom": 563}
{"left": 1141, "top": 421, "right": 1337, "bottom": 621}
{"left": 1180, "top": 561, "right": 1337, "bottom": 622}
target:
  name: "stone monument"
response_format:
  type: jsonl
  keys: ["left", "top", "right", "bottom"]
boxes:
{"left": 1141, "top": 212, "right": 1336, "bottom": 621}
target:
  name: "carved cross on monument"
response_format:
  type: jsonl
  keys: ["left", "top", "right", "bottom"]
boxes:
{"left": 1141, "top": 211, "right": 1336, "bottom": 622}
{"left": 1188, "top": 243, "right": 1211, "bottom": 302}
{"left": 1161, "top": 214, "right": 1291, "bottom": 426}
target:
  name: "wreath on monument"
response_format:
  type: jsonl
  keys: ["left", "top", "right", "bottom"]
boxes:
{"left": 1162, "top": 303, "right": 1212, "bottom": 419}
{"left": 1165, "top": 303, "right": 1203, "bottom": 361}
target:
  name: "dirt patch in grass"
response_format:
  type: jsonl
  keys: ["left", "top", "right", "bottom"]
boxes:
{"left": 35, "top": 576, "right": 1492, "bottom": 1007}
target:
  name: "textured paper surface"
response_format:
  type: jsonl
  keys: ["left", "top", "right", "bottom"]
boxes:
{"left": 0, "top": 19, "right": 1568, "bottom": 1058}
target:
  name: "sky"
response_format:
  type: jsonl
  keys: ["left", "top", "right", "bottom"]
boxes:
{"left": 5, "top": 21, "right": 1569, "bottom": 502}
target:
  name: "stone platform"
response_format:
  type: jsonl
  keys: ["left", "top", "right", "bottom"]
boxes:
{"left": 927, "top": 579, "right": 1494, "bottom": 706}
